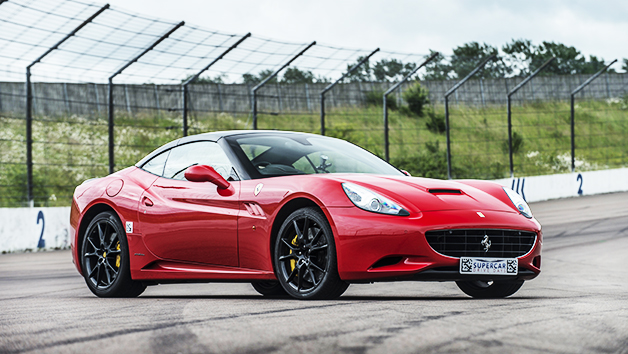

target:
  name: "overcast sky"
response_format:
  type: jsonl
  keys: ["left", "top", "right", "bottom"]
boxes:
{"left": 103, "top": 0, "right": 627, "bottom": 69}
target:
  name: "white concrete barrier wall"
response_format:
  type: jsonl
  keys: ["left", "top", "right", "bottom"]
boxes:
{"left": 493, "top": 167, "right": 628, "bottom": 203}
{"left": 1, "top": 167, "right": 627, "bottom": 252}
{"left": 0, "top": 207, "right": 71, "bottom": 253}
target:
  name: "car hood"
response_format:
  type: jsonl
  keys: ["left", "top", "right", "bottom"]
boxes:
{"left": 330, "top": 174, "right": 515, "bottom": 214}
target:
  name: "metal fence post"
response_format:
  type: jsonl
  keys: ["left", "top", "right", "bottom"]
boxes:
{"left": 182, "top": 84, "right": 188, "bottom": 136}
{"left": 443, "top": 54, "right": 496, "bottom": 179}
{"left": 444, "top": 95, "right": 450, "bottom": 176}
{"left": 24, "top": 4, "right": 109, "bottom": 205}
{"left": 506, "top": 57, "right": 555, "bottom": 177}
{"left": 320, "top": 48, "right": 379, "bottom": 136}
{"left": 570, "top": 59, "right": 617, "bottom": 172}
{"left": 570, "top": 94, "right": 575, "bottom": 171}
{"left": 107, "top": 21, "right": 184, "bottom": 173}
{"left": 25, "top": 67, "right": 33, "bottom": 206}
{"left": 108, "top": 77, "right": 114, "bottom": 173}
{"left": 252, "top": 41, "right": 316, "bottom": 130}
{"left": 181, "top": 33, "right": 250, "bottom": 136}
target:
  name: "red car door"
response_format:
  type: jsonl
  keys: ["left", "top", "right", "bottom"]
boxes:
{"left": 138, "top": 141, "right": 241, "bottom": 267}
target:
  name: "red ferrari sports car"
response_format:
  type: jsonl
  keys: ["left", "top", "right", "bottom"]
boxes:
{"left": 70, "top": 130, "right": 541, "bottom": 300}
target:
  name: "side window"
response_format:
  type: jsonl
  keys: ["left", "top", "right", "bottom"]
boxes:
{"left": 163, "top": 141, "right": 235, "bottom": 181}
{"left": 141, "top": 150, "right": 170, "bottom": 176}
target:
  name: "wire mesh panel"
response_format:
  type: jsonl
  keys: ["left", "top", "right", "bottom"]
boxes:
{"left": 0, "top": 0, "right": 104, "bottom": 81}
{"left": 0, "top": 0, "right": 104, "bottom": 206}
{"left": 510, "top": 98, "right": 571, "bottom": 176}
{"left": 321, "top": 49, "right": 430, "bottom": 161}
{"left": 0, "top": 106, "right": 27, "bottom": 207}
{"left": 324, "top": 82, "right": 388, "bottom": 159}
{"left": 446, "top": 76, "right": 510, "bottom": 180}
{"left": 572, "top": 77, "right": 628, "bottom": 171}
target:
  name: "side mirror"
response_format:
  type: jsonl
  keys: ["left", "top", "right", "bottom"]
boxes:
{"left": 184, "top": 165, "right": 230, "bottom": 189}
{"left": 401, "top": 170, "right": 411, "bottom": 177}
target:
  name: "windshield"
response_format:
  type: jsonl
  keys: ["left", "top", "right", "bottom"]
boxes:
{"left": 226, "top": 134, "right": 403, "bottom": 178}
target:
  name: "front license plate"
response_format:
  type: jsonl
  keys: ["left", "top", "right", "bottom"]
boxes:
{"left": 459, "top": 257, "right": 518, "bottom": 275}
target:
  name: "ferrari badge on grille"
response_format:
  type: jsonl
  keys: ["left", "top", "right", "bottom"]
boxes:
{"left": 481, "top": 235, "right": 491, "bottom": 252}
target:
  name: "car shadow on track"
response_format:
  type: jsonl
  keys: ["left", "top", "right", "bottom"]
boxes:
{"left": 132, "top": 294, "right": 553, "bottom": 301}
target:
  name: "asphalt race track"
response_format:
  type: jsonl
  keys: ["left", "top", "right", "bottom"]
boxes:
{"left": 1, "top": 192, "right": 628, "bottom": 354}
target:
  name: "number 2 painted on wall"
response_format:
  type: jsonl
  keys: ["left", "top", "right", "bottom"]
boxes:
{"left": 37, "top": 210, "right": 45, "bottom": 249}
{"left": 576, "top": 173, "right": 583, "bottom": 196}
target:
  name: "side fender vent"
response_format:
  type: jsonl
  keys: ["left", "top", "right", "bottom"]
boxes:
{"left": 243, "top": 202, "right": 265, "bottom": 217}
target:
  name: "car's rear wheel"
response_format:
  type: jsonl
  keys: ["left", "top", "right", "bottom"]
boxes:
{"left": 251, "top": 281, "right": 289, "bottom": 297}
{"left": 456, "top": 280, "right": 524, "bottom": 298}
{"left": 274, "top": 207, "right": 348, "bottom": 300}
{"left": 81, "top": 211, "right": 146, "bottom": 297}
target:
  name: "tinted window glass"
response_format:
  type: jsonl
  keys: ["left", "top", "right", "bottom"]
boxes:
{"left": 228, "top": 135, "right": 402, "bottom": 178}
{"left": 141, "top": 150, "right": 169, "bottom": 176}
{"left": 163, "top": 141, "right": 234, "bottom": 181}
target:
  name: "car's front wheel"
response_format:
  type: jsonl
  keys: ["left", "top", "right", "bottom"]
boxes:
{"left": 274, "top": 207, "right": 348, "bottom": 300}
{"left": 81, "top": 211, "right": 146, "bottom": 297}
{"left": 456, "top": 280, "right": 524, "bottom": 298}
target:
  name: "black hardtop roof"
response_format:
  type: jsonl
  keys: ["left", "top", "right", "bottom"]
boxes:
{"left": 135, "top": 130, "right": 327, "bottom": 167}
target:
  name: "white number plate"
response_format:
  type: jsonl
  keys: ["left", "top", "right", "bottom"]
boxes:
{"left": 459, "top": 257, "right": 518, "bottom": 275}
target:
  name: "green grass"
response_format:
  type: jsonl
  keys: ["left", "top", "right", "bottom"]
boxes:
{"left": 1, "top": 98, "right": 627, "bottom": 207}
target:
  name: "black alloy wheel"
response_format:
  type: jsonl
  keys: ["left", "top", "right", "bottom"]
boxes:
{"left": 81, "top": 211, "right": 145, "bottom": 297}
{"left": 274, "top": 207, "right": 348, "bottom": 300}
{"left": 456, "top": 279, "right": 524, "bottom": 298}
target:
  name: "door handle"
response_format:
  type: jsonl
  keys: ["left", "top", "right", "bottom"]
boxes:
{"left": 143, "top": 196, "right": 154, "bottom": 207}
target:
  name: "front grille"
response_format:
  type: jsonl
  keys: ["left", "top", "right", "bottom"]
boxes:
{"left": 425, "top": 229, "right": 536, "bottom": 258}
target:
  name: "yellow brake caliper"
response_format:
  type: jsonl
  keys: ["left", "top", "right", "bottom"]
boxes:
{"left": 290, "top": 235, "right": 298, "bottom": 272}
{"left": 115, "top": 241, "right": 121, "bottom": 268}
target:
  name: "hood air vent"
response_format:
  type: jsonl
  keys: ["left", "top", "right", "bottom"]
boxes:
{"left": 428, "top": 189, "right": 462, "bottom": 194}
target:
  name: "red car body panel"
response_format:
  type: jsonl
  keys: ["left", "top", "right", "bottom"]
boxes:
{"left": 71, "top": 164, "right": 542, "bottom": 283}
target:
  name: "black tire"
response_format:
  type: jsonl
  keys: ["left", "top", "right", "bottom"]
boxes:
{"left": 273, "top": 207, "right": 349, "bottom": 300}
{"left": 251, "top": 281, "right": 289, "bottom": 298}
{"left": 456, "top": 280, "right": 524, "bottom": 299}
{"left": 81, "top": 211, "right": 146, "bottom": 297}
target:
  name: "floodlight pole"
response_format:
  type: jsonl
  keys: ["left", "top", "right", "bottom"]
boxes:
{"left": 181, "top": 32, "right": 251, "bottom": 136}
{"left": 383, "top": 52, "right": 439, "bottom": 161}
{"left": 24, "top": 4, "right": 109, "bottom": 206}
{"left": 443, "top": 54, "right": 496, "bottom": 179}
{"left": 252, "top": 41, "right": 316, "bottom": 130}
{"left": 506, "top": 57, "right": 555, "bottom": 177}
{"left": 570, "top": 59, "right": 616, "bottom": 172}
{"left": 320, "top": 48, "right": 380, "bottom": 136}
{"left": 107, "top": 21, "right": 184, "bottom": 174}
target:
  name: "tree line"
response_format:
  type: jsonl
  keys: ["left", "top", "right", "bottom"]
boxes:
{"left": 187, "top": 39, "right": 624, "bottom": 85}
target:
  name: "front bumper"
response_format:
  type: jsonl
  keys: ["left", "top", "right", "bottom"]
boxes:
{"left": 328, "top": 207, "right": 542, "bottom": 282}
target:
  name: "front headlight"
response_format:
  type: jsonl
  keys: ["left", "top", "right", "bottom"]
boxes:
{"left": 342, "top": 182, "right": 409, "bottom": 216}
{"left": 503, "top": 187, "right": 533, "bottom": 218}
